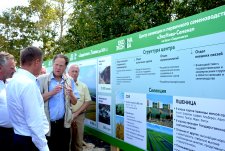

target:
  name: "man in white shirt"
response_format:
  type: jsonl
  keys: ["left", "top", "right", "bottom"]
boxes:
{"left": 0, "top": 51, "right": 16, "bottom": 151}
{"left": 7, "top": 46, "right": 49, "bottom": 151}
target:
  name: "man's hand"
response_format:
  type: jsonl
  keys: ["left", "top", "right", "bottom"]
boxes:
{"left": 52, "top": 84, "right": 63, "bottom": 95}
{"left": 65, "top": 85, "right": 77, "bottom": 105}
{"left": 72, "top": 112, "right": 79, "bottom": 121}
{"left": 42, "top": 84, "right": 62, "bottom": 101}
{"left": 65, "top": 85, "right": 73, "bottom": 97}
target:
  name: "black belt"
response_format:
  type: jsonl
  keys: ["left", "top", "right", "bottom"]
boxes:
{"left": 14, "top": 133, "right": 32, "bottom": 141}
{"left": 0, "top": 126, "right": 13, "bottom": 132}
{"left": 50, "top": 118, "right": 64, "bottom": 124}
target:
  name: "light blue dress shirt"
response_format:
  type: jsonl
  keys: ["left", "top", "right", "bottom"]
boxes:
{"left": 49, "top": 73, "right": 79, "bottom": 121}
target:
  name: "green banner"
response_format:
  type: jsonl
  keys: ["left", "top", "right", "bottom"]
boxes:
{"left": 43, "top": 5, "right": 225, "bottom": 151}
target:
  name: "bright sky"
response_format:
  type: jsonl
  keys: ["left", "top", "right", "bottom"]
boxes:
{"left": 0, "top": 0, "right": 29, "bottom": 13}
{"left": 0, "top": 0, "right": 70, "bottom": 47}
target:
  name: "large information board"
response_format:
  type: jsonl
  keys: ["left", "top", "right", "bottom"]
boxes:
{"left": 44, "top": 5, "right": 225, "bottom": 151}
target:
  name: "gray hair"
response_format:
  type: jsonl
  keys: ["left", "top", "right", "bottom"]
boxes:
{"left": 0, "top": 51, "right": 14, "bottom": 66}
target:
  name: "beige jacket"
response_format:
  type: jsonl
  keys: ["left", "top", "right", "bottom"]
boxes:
{"left": 37, "top": 73, "right": 73, "bottom": 136}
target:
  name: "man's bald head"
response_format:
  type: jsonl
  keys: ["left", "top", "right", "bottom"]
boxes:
{"left": 68, "top": 64, "right": 80, "bottom": 82}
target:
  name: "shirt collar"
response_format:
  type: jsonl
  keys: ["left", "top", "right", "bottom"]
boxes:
{"left": 0, "top": 80, "right": 4, "bottom": 86}
{"left": 75, "top": 80, "right": 79, "bottom": 86}
{"left": 16, "top": 69, "right": 36, "bottom": 82}
{"left": 0, "top": 79, "right": 11, "bottom": 87}
{"left": 50, "top": 72, "right": 65, "bottom": 81}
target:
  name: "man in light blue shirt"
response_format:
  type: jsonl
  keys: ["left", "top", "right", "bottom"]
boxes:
{"left": 7, "top": 47, "right": 49, "bottom": 151}
{"left": 38, "top": 54, "right": 80, "bottom": 151}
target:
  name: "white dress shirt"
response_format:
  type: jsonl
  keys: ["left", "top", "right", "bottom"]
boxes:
{"left": 7, "top": 69, "right": 49, "bottom": 151}
{"left": 0, "top": 80, "right": 12, "bottom": 128}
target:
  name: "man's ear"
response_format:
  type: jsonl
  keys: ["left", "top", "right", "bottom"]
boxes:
{"left": 0, "top": 65, "right": 3, "bottom": 72}
{"left": 34, "top": 58, "right": 41, "bottom": 65}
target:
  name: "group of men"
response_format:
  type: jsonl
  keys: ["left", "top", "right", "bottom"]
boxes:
{"left": 0, "top": 46, "right": 92, "bottom": 151}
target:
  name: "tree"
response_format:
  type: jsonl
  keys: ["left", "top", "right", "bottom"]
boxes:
{"left": 174, "top": 0, "right": 225, "bottom": 19}
{"left": 29, "top": 0, "right": 58, "bottom": 59}
{"left": 0, "top": 0, "right": 72, "bottom": 61}
{"left": 47, "top": 0, "right": 74, "bottom": 58}
{"left": 52, "top": 0, "right": 73, "bottom": 39}
{"left": 65, "top": 0, "right": 225, "bottom": 53}
{"left": 0, "top": 6, "right": 38, "bottom": 63}
{"left": 66, "top": 0, "right": 174, "bottom": 51}
{"left": 28, "top": 0, "right": 73, "bottom": 59}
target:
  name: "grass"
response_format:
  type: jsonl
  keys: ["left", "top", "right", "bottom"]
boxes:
{"left": 147, "top": 129, "right": 173, "bottom": 151}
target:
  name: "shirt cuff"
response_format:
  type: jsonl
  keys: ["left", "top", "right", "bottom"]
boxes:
{"left": 39, "top": 144, "right": 49, "bottom": 151}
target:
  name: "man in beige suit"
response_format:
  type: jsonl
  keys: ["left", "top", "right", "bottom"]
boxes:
{"left": 68, "top": 64, "right": 91, "bottom": 151}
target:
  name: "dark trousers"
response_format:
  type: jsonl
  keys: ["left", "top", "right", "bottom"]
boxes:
{"left": 0, "top": 127, "right": 14, "bottom": 151}
{"left": 47, "top": 119, "right": 71, "bottom": 151}
{"left": 13, "top": 133, "right": 38, "bottom": 151}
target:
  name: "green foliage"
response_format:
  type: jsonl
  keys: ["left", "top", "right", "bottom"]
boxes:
{"left": 0, "top": 0, "right": 62, "bottom": 62}
{"left": 0, "top": 6, "right": 37, "bottom": 63}
{"left": 65, "top": 0, "right": 225, "bottom": 52}
{"left": 66, "top": 0, "right": 174, "bottom": 51}
{"left": 174, "top": 0, "right": 225, "bottom": 19}
{"left": 116, "top": 104, "right": 124, "bottom": 116}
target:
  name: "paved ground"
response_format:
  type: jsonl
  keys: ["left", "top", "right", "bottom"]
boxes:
{"left": 83, "top": 133, "right": 110, "bottom": 151}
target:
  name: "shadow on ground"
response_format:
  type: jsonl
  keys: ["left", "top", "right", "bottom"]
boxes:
{"left": 83, "top": 133, "right": 110, "bottom": 151}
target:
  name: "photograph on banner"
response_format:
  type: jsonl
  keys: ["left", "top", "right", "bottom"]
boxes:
{"left": 98, "top": 95, "right": 112, "bottom": 134}
{"left": 146, "top": 94, "right": 173, "bottom": 151}
{"left": 115, "top": 92, "right": 125, "bottom": 140}
{"left": 98, "top": 56, "right": 112, "bottom": 93}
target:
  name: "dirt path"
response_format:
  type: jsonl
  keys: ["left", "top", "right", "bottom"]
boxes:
{"left": 83, "top": 133, "right": 110, "bottom": 151}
